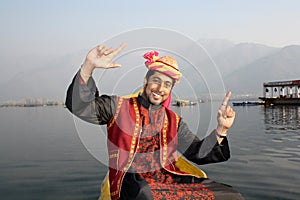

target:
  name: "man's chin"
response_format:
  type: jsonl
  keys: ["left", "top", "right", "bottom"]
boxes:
{"left": 149, "top": 98, "right": 163, "bottom": 105}
{"left": 150, "top": 101, "right": 162, "bottom": 106}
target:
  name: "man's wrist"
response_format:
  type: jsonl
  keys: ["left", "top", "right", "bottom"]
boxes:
{"left": 81, "top": 60, "right": 95, "bottom": 75}
{"left": 216, "top": 126, "right": 228, "bottom": 137}
{"left": 79, "top": 62, "right": 94, "bottom": 84}
{"left": 80, "top": 66, "right": 92, "bottom": 78}
{"left": 215, "top": 131, "right": 227, "bottom": 138}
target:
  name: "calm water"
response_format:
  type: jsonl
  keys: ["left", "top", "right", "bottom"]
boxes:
{"left": 0, "top": 104, "right": 299, "bottom": 200}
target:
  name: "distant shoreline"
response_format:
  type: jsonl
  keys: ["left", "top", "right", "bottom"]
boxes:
{"left": 0, "top": 98, "right": 64, "bottom": 108}
{"left": 0, "top": 104, "right": 65, "bottom": 108}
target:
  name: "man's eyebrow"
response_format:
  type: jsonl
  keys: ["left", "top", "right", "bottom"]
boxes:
{"left": 152, "top": 76, "right": 171, "bottom": 83}
{"left": 151, "top": 76, "right": 162, "bottom": 81}
{"left": 151, "top": 76, "right": 161, "bottom": 79}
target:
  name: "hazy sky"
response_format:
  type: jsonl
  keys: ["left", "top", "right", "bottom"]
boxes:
{"left": 1, "top": 0, "right": 300, "bottom": 55}
{"left": 1, "top": 0, "right": 300, "bottom": 101}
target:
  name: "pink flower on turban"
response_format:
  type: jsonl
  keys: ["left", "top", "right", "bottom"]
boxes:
{"left": 143, "top": 51, "right": 159, "bottom": 66}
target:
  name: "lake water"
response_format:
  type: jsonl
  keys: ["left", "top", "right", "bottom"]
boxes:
{"left": 0, "top": 103, "right": 299, "bottom": 200}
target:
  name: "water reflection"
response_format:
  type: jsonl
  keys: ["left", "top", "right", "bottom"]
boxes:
{"left": 260, "top": 105, "right": 300, "bottom": 164}
{"left": 262, "top": 105, "right": 300, "bottom": 133}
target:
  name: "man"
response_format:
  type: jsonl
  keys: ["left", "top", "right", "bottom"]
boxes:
{"left": 66, "top": 44, "right": 244, "bottom": 200}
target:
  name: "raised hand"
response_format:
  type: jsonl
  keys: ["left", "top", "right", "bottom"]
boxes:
{"left": 216, "top": 92, "right": 236, "bottom": 135}
{"left": 85, "top": 44, "right": 125, "bottom": 69}
{"left": 80, "top": 43, "right": 125, "bottom": 83}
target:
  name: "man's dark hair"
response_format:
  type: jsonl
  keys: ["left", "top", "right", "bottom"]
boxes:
{"left": 145, "top": 70, "right": 155, "bottom": 81}
{"left": 145, "top": 70, "right": 175, "bottom": 87}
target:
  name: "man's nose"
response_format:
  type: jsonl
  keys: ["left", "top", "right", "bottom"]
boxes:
{"left": 157, "top": 82, "right": 164, "bottom": 92}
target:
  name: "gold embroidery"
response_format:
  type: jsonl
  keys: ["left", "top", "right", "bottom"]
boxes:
{"left": 123, "top": 98, "right": 140, "bottom": 171}
{"left": 109, "top": 153, "right": 118, "bottom": 159}
{"left": 175, "top": 114, "right": 180, "bottom": 129}
{"left": 111, "top": 190, "right": 118, "bottom": 196}
{"left": 108, "top": 98, "right": 124, "bottom": 129}
{"left": 161, "top": 114, "right": 168, "bottom": 166}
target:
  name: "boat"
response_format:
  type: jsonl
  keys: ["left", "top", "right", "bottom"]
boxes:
{"left": 258, "top": 79, "right": 300, "bottom": 105}
{"left": 173, "top": 99, "right": 197, "bottom": 106}
{"left": 232, "top": 101, "right": 264, "bottom": 106}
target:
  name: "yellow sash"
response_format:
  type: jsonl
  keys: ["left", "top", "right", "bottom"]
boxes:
{"left": 99, "top": 157, "right": 207, "bottom": 200}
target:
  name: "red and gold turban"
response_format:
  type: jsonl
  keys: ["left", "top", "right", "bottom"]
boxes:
{"left": 143, "top": 51, "right": 182, "bottom": 83}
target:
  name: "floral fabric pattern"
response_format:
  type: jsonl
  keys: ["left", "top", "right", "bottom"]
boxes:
{"left": 129, "top": 107, "right": 214, "bottom": 200}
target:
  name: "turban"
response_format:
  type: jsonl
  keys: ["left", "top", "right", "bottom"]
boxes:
{"left": 143, "top": 51, "right": 182, "bottom": 83}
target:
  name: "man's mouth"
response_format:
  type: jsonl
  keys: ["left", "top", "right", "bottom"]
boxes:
{"left": 152, "top": 92, "right": 162, "bottom": 98}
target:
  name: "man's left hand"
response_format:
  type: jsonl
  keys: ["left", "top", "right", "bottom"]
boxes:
{"left": 216, "top": 91, "right": 236, "bottom": 135}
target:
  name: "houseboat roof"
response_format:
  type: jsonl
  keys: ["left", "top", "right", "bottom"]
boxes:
{"left": 263, "top": 79, "right": 300, "bottom": 87}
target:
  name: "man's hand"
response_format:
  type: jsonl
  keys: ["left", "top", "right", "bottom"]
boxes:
{"left": 216, "top": 91, "right": 236, "bottom": 135}
{"left": 80, "top": 43, "right": 125, "bottom": 83}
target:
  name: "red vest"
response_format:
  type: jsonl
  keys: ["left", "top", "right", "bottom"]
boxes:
{"left": 107, "top": 97, "right": 194, "bottom": 200}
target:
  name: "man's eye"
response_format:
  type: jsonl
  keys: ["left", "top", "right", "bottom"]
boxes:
{"left": 152, "top": 79, "right": 160, "bottom": 83}
{"left": 165, "top": 83, "right": 172, "bottom": 88}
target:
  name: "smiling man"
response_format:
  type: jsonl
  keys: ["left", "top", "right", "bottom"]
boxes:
{"left": 143, "top": 71, "right": 173, "bottom": 105}
{"left": 66, "top": 44, "right": 244, "bottom": 200}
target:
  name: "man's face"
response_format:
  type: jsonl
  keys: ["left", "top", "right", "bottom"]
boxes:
{"left": 143, "top": 71, "right": 173, "bottom": 105}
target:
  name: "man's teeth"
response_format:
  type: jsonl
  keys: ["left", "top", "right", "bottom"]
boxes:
{"left": 153, "top": 92, "right": 160, "bottom": 97}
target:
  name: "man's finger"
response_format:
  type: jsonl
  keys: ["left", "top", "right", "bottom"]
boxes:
{"left": 97, "top": 45, "right": 105, "bottom": 51}
{"left": 114, "top": 43, "right": 126, "bottom": 54}
{"left": 225, "top": 106, "right": 235, "bottom": 117}
{"left": 103, "top": 48, "right": 114, "bottom": 55}
{"left": 222, "top": 91, "right": 232, "bottom": 106}
{"left": 106, "top": 63, "right": 122, "bottom": 68}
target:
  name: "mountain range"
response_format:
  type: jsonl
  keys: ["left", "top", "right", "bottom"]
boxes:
{"left": 198, "top": 40, "right": 300, "bottom": 98}
{"left": 1, "top": 39, "right": 300, "bottom": 101}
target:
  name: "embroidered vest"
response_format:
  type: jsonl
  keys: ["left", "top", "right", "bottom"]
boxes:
{"left": 106, "top": 97, "right": 200, "bottom": 200}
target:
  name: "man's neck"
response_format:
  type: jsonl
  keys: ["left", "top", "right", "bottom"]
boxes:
{"left": 138, "top": 93, "right": 162, "bottom": 110}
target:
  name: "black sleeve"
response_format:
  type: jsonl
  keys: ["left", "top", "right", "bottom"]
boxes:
{"left": 177, "top": 120, "right": 230, "bottom": 165}
{"left": 65, "top": 70, "right": 117, "bottom": 125}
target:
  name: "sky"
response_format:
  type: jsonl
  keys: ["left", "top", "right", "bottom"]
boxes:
{"left": 1, "top": 0, "right": 300, "bottom": 101}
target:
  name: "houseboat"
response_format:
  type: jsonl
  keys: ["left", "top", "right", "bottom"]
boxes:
{"left": 173, "top": 99, "right": 197, "bottom": 107}
{"left": 259, "top": 79, "right": 300, "bottom": 105}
